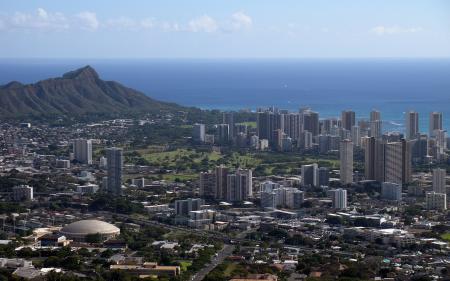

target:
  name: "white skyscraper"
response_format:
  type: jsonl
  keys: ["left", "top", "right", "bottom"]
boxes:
{"left": 73, "top": 139, "right": 92, "bottom": 165}
{"left": 106, "top": 147, "right": 123, "bottom": 195}
{"left": 369, "top": 120, "right": 382, "bottom": 139}
{"left": 340, "top": 139, "right": 354, "bottom": 184}
{"left": 331, "top": 188, "right": 347, "bottom": 209}
{"left": 426, "top": 192, "right": 447, "bottom": 211}
{"left": 351, "top": 126, "right": 361, "bottom": 147}
{"left": 226, "top": 169, "right": 252, "bottom": 202}
{"left": 432, "top": 168, "right": 446, "bottom": 194}
{"left": 260, "top": 185, "right": 304, "bottom": 209}
{"left": 193, "top": 123, "right": 206, "bottom": 142}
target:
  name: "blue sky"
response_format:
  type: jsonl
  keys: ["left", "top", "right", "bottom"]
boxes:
{"left": 1, "top": 0, "right": 449, "bottom": 58}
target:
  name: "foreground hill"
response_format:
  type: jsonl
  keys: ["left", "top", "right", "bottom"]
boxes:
{"left": 0, "top": 65, "right": 183, "bottom": 118}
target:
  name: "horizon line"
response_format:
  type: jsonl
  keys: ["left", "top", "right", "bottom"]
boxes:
{"left": 1, "top": 56, "right": 450, "bottom": 61}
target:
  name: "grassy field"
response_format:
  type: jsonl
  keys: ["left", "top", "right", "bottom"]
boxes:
{"left": 440, "top": 233, "right": 450, "bottom": 242}
{"left": 141, "top": 148, "right": 221, "bottom": 166}
{"left": 237, "top": 121, "right": 257, "bottom": 128}
{"left": 131, "top": 146, "right": 341, "bottom": 181}
{"left": 162, "top": 173, "right": 198, "bottom": 182}
{"left": 227, "top": 152, "right": 261, "bottom": 168}
{"left": 178, "top": 261, "right": 192, "bottom": 271}
{"left": 223, "top": 262, "right": 238, "bottom": 275}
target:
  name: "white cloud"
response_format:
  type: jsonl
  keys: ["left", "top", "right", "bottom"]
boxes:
{"left": 37, "top": 8, "right": 48, "bottom": 19}
{"left": 140, "top": 18, "right": 155, "bottom": 29}
{"left": 231, "top": 11, "right": 252, "bottom": 30}
{"left": 371, "top": 25, "right": 423, "bottom": 36}
{"left": 76, "top": 11, "right": 99, "bottom": 31}
{"left": 188, "top": 15, "right": 218, "bottom": 33}
{"left": 3, "top": 8, "right": 69, "bottom": 31}
{"left": 0, "top": 9, "right": 253, "bottom": 34}
{"left": 105, "top": 17, "right": 138, "bottom": 30}
{"left": 160, "top": 21, "right": 181, "bottom": 32}
{"left": 101, "top": 16, "right": 157, "bottom": 31}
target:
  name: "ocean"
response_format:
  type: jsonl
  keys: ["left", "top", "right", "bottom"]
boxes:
{"left": 1, "top": 58, "right": 450, "bottom": 133}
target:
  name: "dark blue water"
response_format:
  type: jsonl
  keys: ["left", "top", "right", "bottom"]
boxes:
{"left": 1, "top": 58, "right": 450, "bottom": 132}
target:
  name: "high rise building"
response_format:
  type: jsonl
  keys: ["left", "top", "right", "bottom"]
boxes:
{"left": 192, "top": 123, "right": 206, "bottom": 142}
{"left": 223, "top": 112, "right": 235, "bottom": 139}
{"left": 318, "top": 135, "right": 331, "bottom": 154}
{"left": 330, "top": 188, "right": 347, "bottom": 209}
{"left": 411, "top": 134, "right": 428, "bottom": 163}
{"left": 99, "top": 156, "right": 107, "bottom": 169}
{"left": 226, "top": 174, "right": 238, "bottom": 202}
{"left": 364, "top": 137, "right": 377, "bottom": 181}
{"left": 278, "top": 187, "right": 304, "bottom": 209}
{"left": 434, "top": 130, "right": 447, "bottom": 155}
{"left": 341, "top": 110, "right": 356, "bottom": 131}
{"left": 214, "top": 165, "right": 229, "bottom": 200}
{"left": 363, "top": 137, "right": 385, "bottom": 182}
{"left": 301, "top": 164, "right": 319, "bottom": 187}
{"left": 260, "top": 185, "right": 304, "bottom": 209}
{"left": 318, "top": 167, "right": 330, "bottom": 187}
{"left": 358, "top": 119, "right": 371, "bottom": 137}
{"left": 426, "top": 192, "right": 447, "bottom": 211}
{"left": 351, "top": 126, "right": 361, "bottom": 147}
{"left": 273, "top": 129, "right": 286, "bottom": 151}
{"left": 73, "top": 139, "right": 92, "bottom": 165}
{"left": 302, "top": 110, "right": 320, "bottom": 137}
{"left": 339, "top": 127, "right": 351, "bottom": 140}
{"left": 12, "top": 185, "right": 34, "bottom": 201}
{"left": 281, "top": 136, "right": 293, "bottom": 152}
{"left": 432, "top": 168, "right": 446, "bottom": 194}
{"left": 384, "top": 140, "right": 412, "bottom": 185}
{"left": 301, "top": 131, "right": 314, "bottom": 150}
{"left": 370, "top": 110, "right": 381, "bottom": 122}
{"left": 429, "top": 112, "right": 443, "bottom": 137}
{"left": 199, "top": 171, "right": 215, "bottom": 198}
{"left": 217, "top": 124, "right": 230, "bottom": 144}
{"left": 226, "top": 169, "right": 253, "bottom": 202}
{"left": 405, "top": 111, "right": 419, "bottom": 140}
{"left": 369, "top": 120, "right": 382, "bottom": 139}
{"left": 283, "top": 113, "right": 300, "bottom": 140}
{"left": 256, "top": 110, "right": 284, "bottom": 144}
{"left": 381, "top": 182, "right": 402, "bottom": 201}
{"left": 261, "top": 190, "right": 277, "bottom": 209}
{"left": 235, "top": 124, "right": 248, "bottom": 135}
{"left": 175, "top": 198, "right": 204, "bottom": 216}
{"left": 364, "top": 137, "right": 412, "bottom": 184}
{"left": 250, "top": 135, "right": 259, "bottom": 149}
{"left": 106, "top": 147, "right": 123, "bottom": 195}
{"left": 340, "top": 139, "right": 354, "bottom": 184}
{"left": 321, "top": 118, "right": 339, "bottom": 135}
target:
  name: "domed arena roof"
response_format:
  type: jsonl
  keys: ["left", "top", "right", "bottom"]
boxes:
{"left": 60, "top": 220, "right": 120, "bottom": 236}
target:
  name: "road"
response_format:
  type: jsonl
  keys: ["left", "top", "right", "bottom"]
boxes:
{"left": 111, "top": 214, "right": 256, "bottom": 281}
{"left": 191, "top": 244, "right": 235, "bottom": 281}
{"left": 191, "top": 229, "right": 254, "bottom": 281}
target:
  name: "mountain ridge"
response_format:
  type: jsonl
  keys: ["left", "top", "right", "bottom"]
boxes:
{"left": 0, "top": 65, "right": 184, "bottom": 118}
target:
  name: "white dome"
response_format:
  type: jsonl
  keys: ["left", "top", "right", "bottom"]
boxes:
{"left": 60, "top": 220, "right": 120, "bottom": 236}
